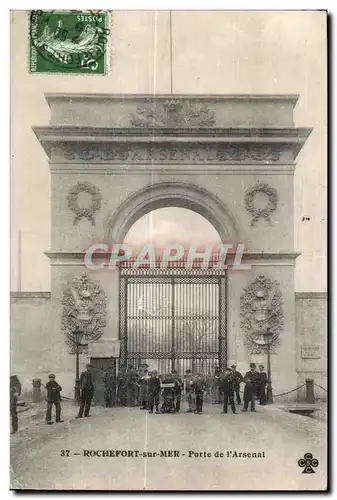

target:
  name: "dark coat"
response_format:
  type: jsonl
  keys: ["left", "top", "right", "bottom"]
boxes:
{"left": 231, "top": 370, "right": 243, "bottom": 387}
{"left": 258, "top": 371, "right": 268, "bottom": 385}
{"left": 80, "top": 371, "right": 95, "bottom": 392}
{"left": 46, "top": 380, "right": 62, "bottom": 402}
{"left": 148, "top": 377, "right": 161, "bottom": 393}
{"left": 172, "top": 374, "right": 183, "bottom": 394}
{"left": 10, "top": 376, "right": 21, "bottom": 405}
{"left": 221, "top": 374, "right": 235, "bottom": 395}
{"left": 243, "top": 370, "right": 260, "bottom": 399}
{"left": 193, "top": 379, "right": 206, "bottom": 395}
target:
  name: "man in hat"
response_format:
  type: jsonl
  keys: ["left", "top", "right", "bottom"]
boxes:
{"left": 230, "top": 364, "right": 243, "bottom": 404}
{"left": 76, "top": 364, "right": 95, "bottom": 418}
{"left": 148, "top": 370, "right": 161, "bottom": 414}
{"left": 220, "top": 367, "right": 236, "bottom": 414}
{"left": 242, "top": 363, "right": 259, "bottom": 412}
{"left": 193, "top": 373, "right": 206, "bottom": 415}
{"left": 45, "top": 374, "right": 63, "bottom": 424}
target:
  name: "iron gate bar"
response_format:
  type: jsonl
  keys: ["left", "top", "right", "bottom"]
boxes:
{"left": 171, "top": 278, "right": 175, "bottom": 370}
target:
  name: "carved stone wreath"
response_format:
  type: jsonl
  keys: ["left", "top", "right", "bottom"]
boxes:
{"left": 67, "top": 182, "right": 102, "bottom": 226}
{"left": 240, "top": 275, "right": 284, "bottom": 355}
{"left": 61, "top": 273, "right": 107, "bottom": 354}
{"left": 244, "top": 182, "right": 279, "bottom": 227}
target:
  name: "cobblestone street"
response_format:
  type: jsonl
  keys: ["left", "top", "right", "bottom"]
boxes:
{"left": 10, "top": 402, "right": 327, "bottom": 491}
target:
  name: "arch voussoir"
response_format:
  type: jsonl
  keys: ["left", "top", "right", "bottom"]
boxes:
{"left": 104, "top": 181, "right": 243, "bottom": 245}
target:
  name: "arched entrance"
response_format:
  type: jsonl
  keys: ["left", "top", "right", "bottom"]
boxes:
{"left": 118, "top": 207, "right": 227, "bottom": 374}
{"left": 104, "top": 181, "right": 243, "bottom": 245}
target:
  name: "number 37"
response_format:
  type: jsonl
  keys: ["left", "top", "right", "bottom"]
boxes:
{"left": 60, "top": 449, "right": 70, "bottom": 457}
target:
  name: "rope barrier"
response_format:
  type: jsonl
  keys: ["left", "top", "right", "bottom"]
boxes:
{"left": 238, "top": 383, "right": 306, "bottom": 398}
{"left": 314, "top": 383, "right": 327, "bottom": 392}
{"left": 272, "top": 384, "right": 306, "bottom": 397}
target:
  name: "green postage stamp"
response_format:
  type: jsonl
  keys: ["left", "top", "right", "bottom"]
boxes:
{"left": 29, "top": 10, "right": 109, "bottom": 75}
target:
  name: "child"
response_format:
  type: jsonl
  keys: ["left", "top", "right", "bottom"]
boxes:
{"left": 45, "top": 374, "right": 63, "bottom": 424}
{"left": 148, "top": 370, "right": 161, "bottom": 414}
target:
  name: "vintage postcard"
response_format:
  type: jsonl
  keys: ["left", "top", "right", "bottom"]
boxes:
{"left": 10, "top": 10, "right": 328, "bottom": 491}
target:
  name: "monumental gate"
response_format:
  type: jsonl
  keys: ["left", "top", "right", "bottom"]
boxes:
{"left": 34, "top": 94, "right": 311, "bottom": 397}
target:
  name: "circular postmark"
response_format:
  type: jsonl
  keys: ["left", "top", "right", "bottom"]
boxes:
{"left": 29, "top": 10, "right": 109, "bottom": 72}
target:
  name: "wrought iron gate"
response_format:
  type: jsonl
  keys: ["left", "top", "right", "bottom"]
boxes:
{"left": 119, "top": 266, "right": 227, "bottom": 375}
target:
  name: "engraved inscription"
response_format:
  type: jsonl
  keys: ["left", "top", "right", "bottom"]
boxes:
{"left": 59, "top": 143, "right": 285, "bottom": 164}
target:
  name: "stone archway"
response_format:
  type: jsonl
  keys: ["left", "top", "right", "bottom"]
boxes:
{"left": 104, "top": 181, "right": 243, "bottom": 244}
{"left": 35, "top": 93, "right": 312, "bottom": 397}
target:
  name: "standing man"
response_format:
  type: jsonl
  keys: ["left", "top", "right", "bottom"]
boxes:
{"left": 258, "top": 364, "right": 268, "bottom": 405}
{"left": 230, "top": 364, "right": 243, "bottom": 405}
{"left": 193, "top": 373, "right": 206, "bottom": 415}
{"left": 171, "top": 369, "right": 183, "bottom": 413}
{"left": 221, "top": 368, "right": 236, "bottom": 414}
{"left": 148, "top": 370, "right": 161, "bottom": 414}
{"left": 46, "top": 374, "right": 63, "bottom": 424}
{"left": 10, "top": 375, "right": 21, "bottom": 434}
{"left": 76, "top": 364, "right": 95, "bottom": 418}
{"left": 243, "top": 363, "right": 259, "bottom": 412}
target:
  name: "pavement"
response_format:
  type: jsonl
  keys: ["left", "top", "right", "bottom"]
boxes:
{"left": 10, "top": 400, "right": 328, "bottom": 491}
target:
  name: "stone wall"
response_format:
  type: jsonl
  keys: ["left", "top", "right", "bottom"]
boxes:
{"left": 10, "top": 291, "right": 327, "bottom": 401}
{"left": 295, "top": 292, "right": 328, "bottom": 402}
{"left": 10, "top": 292, "right": 52, "bottom": 399}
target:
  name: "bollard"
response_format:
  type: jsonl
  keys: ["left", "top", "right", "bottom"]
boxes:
{"left": 305, "top": 378, "right": 315, "bottom": 404}
{"left": 32, "top": 378, "right": 42, "bottom": 403}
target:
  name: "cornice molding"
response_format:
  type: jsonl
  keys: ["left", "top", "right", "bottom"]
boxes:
{"left": 10, "top": 291, "right": 51, "bottom": 300}
{"left": 33, "top": 128, "right": 311, "bottom": 166}
{"left": 49, "top": 164, "right": 296, "bottom": 175}
{"left": 45, "top": 251, "right": 301, "bottom": 265}
{"left": 34, "top": 125, "right": 312, "bottom": 139}
{"left": 295, "top": 292, "right": 328, "bottom": 300}
{"left": 45, "top": 93, "right": 300, "bottom": 104}
{"left": 35, "top": 94, "right": 312, "bottom": 165}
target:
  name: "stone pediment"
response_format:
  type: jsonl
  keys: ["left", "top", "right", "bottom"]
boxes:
{"left": 33, "top": 94, "right": 312, "bottom": 166}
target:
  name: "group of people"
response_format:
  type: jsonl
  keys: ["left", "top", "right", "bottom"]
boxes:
{"left": 10, "top": 362, "right": 269, "bottom": 432}
{"left": 116, "top": 364, "right": 208, "bottom": 415}
{"left": 115, "top": 361, "right": 268, "bottom": 415}
{"left": 218, "top": 362, "right": 268, "bottom": 415}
